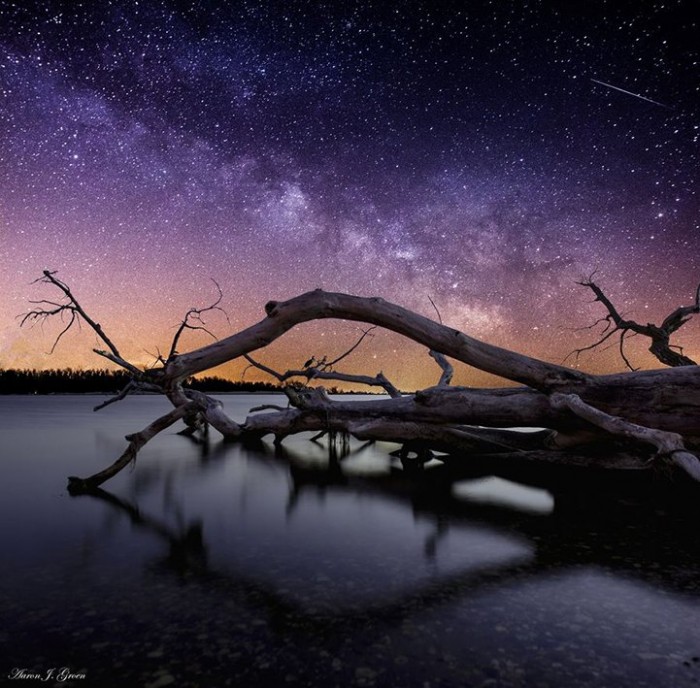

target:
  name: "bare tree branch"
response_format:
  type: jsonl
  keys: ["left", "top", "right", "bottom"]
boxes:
{"left": 68, "top": 401, "right": 201, "bottom": 492}
{"left": 574, "top": 276, "right": 698, "bottom": 367}
{"left": 23, "top": 272, "right": 700, "bottom": 489}
{"left": 243, "top": 353, "right": 285, "bottom": 382}
{"left": 425, "top": 296, "right": 452, "bottom": 386}
{"left": 250, "top": 404, "right": 288, "bottom": 413}
{"left": 618, "top": 330, "right": 639, "bottom": 372}
{"left": 167, "top": 279, "right": 228, "bottom": 362}
{"left": 566, "top": 314, "right": 614, "bottom": 334}
{"left": 241, "top": 325, "right": 401, "bottom": 397}
{"left": 92, "top": 349, "right": 145, "bottom": 377}
{"left": 563, "top": 325, "right": 620, "bottom": 364}
{"left": 21, "top": 270, "right": 147, "bottom": 378}
{"left": 93, "top": 380, "right": 163, "bottom": 412}
{"left": 243, "top": 353, "right": 402, "bottom": 398}
{"left": 659, "top": 281, "right": 700, "bottom": 334}
{"left": 427, "top": 295, "right": 443, "bottom": 325}
{"left": 22, "top": 270, "right": 124, "bottom": 359}
{"left": 323, "top": 326, "right": 376, "bottom": 369}
{"left": 164, "top": 290, "right": 587, "bottom": 391}
{"left": 93, "top": 381, "right": 137, "bottom": 412}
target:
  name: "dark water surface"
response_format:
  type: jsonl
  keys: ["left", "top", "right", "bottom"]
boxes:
{"left": 1, "top": 395, "right": 699, "bottom": 687}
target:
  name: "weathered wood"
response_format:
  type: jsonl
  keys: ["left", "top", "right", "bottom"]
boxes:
{"left": 428, "top": 350, "right": 454, "bottom": 386}
{"left": 550, "top": 393, "right": 700, "bottom": 480}
{"left": 23, "top": 274, "right": 700, "bottom": 487}
{"left": 164, "top": 290, "right": 588, "bottom": 389}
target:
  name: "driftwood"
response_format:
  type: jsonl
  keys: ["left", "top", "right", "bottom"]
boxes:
{"left": 21, "top": 270, "right": 700, "bottom": 491}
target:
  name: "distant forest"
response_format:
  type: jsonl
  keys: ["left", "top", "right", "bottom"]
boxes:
{"left": 0, "top": 368, "right": 284, "bottom": 395}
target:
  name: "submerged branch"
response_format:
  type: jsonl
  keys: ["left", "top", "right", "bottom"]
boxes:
{"left": 68, "top": 401, "right": 200, "bottom": 492}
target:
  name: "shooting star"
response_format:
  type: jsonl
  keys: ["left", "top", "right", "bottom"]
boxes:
{"left": 590, "top": 78, "right": 672, "bottom": 109}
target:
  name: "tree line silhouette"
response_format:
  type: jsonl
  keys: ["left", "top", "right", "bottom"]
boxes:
{"left": 0, "top": 368, "right": 283, "bottom": 395}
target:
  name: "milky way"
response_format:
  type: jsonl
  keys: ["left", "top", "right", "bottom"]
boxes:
{"left": 1, "top": 1, "right": 698, "bottom": 389}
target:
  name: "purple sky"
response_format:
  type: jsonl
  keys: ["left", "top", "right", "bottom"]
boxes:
{"left": 1, "top": 1, "right": 698, "bottom": 389}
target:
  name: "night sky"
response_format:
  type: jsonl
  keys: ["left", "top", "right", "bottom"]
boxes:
{"left": 1, "top": 1, "right": 698, "bottom": 389}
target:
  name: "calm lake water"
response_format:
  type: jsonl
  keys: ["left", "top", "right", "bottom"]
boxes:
{"left": 1, "top": 395, "right": 699, "bottom": 688}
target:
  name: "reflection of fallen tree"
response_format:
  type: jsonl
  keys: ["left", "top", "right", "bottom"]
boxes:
{"left": 274, "top": 438, "right": 700, "bottom": 602}
{"left": 23, "top": 270, "right": 700, "bottom": 489}
{"left": 84, "top": 487, "right": 210, "bottom": 576}
{"left": 74, "top": 438, "right": 700, "bottom": 640}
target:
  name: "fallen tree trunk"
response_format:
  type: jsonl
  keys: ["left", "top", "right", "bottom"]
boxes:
{"left": 22, "top": 274, "right": 700, "bottom": 489}
{"left": 161, "top": 290, "right": 588, "bottom": 389}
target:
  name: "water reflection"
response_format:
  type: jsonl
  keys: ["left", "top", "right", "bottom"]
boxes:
{"left": 452, "top": 477, "right": 555, "bottom": 515}
{"left": 2, "top": 396, "right": 700, "bottom": 687}
{"left": 73, "top": 430, "right": 700, "bottom": 617}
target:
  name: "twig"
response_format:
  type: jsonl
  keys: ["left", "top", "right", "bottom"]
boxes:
{"left": 618, "top": 330, "right": 638, "bottom": 372}
{"left": 323, "top": 326, "right": 376, "bottom": 369}
{"left": 167, "top": 279, "right": 228, "bottom": 362}
{"left": 427, "top": 295, "right": 443, "bottom": 325}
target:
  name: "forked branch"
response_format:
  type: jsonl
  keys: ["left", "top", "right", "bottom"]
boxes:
{"left": 243, "top": 326, "right": 402, "bottom": 397}
{"left": 167, "top": 279, "right": 228, "bottom": 362}
{"left": 22, "top": 270, "right": 123, "bottom": 358}
{"left": 21, "top": 270, "right": 143, "bottom": 375}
